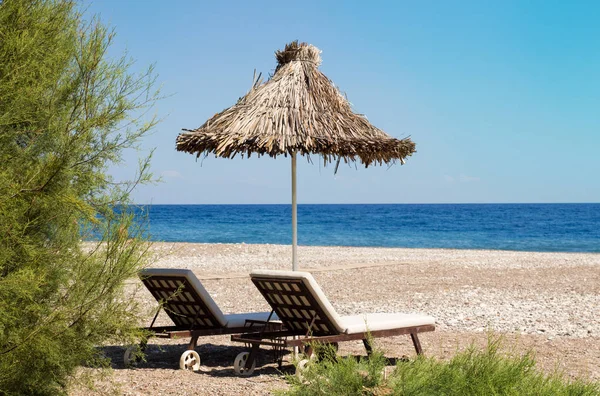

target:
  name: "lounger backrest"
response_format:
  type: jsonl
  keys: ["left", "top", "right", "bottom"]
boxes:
{"left": 250, "top": 270, "right": 346, "bottom": 335}
{"left": 139, "top": 268, "right": 226, "bottom": 328}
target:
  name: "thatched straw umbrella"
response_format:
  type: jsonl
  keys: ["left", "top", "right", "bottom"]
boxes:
{"left": 177, "top": 41, "right": 416, "bottom": 271}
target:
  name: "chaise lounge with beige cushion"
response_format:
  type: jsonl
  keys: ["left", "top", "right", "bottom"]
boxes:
{"left": 126, "top": 268, "right": 280, "bottom": 371}
{"left": 230, "top": 269, "right": 435, "bottom": 376}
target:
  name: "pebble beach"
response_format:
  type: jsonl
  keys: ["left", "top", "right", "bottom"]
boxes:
{"left": 72, "top": 242, "right": 600, "bottom": 395}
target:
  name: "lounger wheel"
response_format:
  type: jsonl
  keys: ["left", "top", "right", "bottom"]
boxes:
{"left": 123, "top": 346, "right": 136, "bottom": 366}
{"left": 233, "top": 352, "right": 256, "bottom": 376}
{"left": 295, "top": 358, "right": 311, "bottom": 379}
{"left": 179, "top": 350, "right": 201, "bottom": 371}
{"left": 124, "top": 345, "right": 143, "bottom": 367}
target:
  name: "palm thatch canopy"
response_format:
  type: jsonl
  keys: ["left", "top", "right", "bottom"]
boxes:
{"left": 176, "top": 41, "right": 416, "bottom": 166}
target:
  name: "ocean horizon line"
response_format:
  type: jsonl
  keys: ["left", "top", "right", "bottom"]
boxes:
{"left": 132, "top": 202, "right": 599, "bottom": 206}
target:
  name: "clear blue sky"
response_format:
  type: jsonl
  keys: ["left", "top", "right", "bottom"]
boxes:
{"left": 87, "top": 0, "right": 600, "bottom": 204}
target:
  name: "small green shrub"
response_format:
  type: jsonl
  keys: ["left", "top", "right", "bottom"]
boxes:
{"left": 283, "top": 342, "right": 388, "bottom": 396}
{"left": 282, "top": 337, "right": 600, "bottom": 396}
{"left": 390, "top": 337, "right": 599, "bottom": 396}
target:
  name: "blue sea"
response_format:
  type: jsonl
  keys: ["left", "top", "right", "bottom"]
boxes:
{"left": 132, "top": 204, "right": 600, "bottom": 253}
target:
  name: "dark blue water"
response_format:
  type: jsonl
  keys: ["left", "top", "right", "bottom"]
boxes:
{"left": 134, "top": 204, "right": 600, "bottom": 252}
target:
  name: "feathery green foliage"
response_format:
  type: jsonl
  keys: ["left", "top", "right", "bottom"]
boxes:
{"left": 283, "top": 338, "right": 600, "bottom": 396}
{"left": 0, "top": 0, "right": 159, "bottom": 394}
{"left": 282, "top": 342, "right": 389, "bottom": 396}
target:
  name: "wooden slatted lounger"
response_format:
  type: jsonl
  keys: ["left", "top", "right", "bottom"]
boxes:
{"left": 230, "top": 270, "right": 435, "bottom": 376}
{"left": 126, "top": 268, "right": 280, "bottom": 371}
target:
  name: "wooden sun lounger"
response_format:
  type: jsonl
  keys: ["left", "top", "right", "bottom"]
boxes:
{"left": 127, "top": 268, "right": 281, "bottom": 371}
{"left": 230, "top": 270, "right": 435, "bottom": 376}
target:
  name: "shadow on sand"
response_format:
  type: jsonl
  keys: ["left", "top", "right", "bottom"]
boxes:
{"left": 98, "top": 343, "right": 407, "bottom": 377}
{"left": 99, "top": 343, "right": 293, "bottom": 374}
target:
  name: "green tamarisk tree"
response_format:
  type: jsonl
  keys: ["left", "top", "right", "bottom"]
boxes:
{"left": 0, "top": 0, "right": 160, "bottom": 394}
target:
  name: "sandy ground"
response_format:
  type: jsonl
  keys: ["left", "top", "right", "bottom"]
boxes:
{"left": 70, "top": 243, "right": 600, "bottom": 395}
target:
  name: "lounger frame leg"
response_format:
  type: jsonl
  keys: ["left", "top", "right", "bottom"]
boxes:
{"left": 363, "top": 339, "right": 373, "bottom": 356}
{"left": 410, "top": 333, "right": 423, "bottom": 355}
{"left": 245, "top": 343, "right": 260, "bottom": 371}
{"left": 188, "top": 335, "right": 199, "bottom": 350}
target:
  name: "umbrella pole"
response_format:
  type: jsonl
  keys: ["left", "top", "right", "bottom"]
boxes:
{"left": 291, "top": 151, "right": 299, "bottom": 357}
{"left": 292, "top": 151, "right": 298, "bottom": 271}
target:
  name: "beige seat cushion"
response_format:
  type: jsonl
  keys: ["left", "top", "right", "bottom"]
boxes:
{"left": 251, "top": 269, "right": 435, "bottom": 335}
{"left": 139, "top": 268, "right": 227, "bottom": 327}
{"left": 341, "top": 313, "right": 436, "bottom": 334}
{"left": 140, "top": 268, "right": 279, "bottom": 329}
{"left": 251, "top": 269, "right": 347, "bottom": 333}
